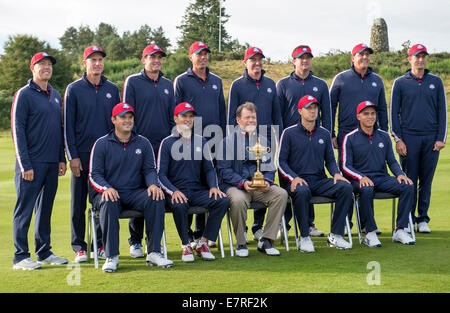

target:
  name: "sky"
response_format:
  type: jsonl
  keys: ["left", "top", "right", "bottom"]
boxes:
{"left": 0, "top": 0, "right": 449, "bottom": 62}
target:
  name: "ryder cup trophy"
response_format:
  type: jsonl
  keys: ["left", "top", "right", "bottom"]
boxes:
{"left": 246, "top": 137, "right": 271, "bottom": 188}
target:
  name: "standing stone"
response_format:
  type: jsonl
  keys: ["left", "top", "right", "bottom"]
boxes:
{"left": 370, "top": 18, "right": 389, "bottom": 52}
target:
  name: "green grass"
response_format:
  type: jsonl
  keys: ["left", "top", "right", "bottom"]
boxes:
{"left": 1, "top": 126, "right": 450, "bottom": 293}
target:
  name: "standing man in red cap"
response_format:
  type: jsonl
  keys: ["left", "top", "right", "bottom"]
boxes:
{"left": 89, "top": 102, "right": 172, "bottom": 272}
{"left": 64, "top": 45, "right": 121, "bottom": 263}
{"left": 330, "top": 43, "right": 388, "bottom": 231}
{"left": 278, "top": 95, "right": 353, "bottom": 252}
{"left": 227, "top": 46, "right": 283, "bottom": 242}
{"left": 122, "top": 44, "right": 176, "bottom": 258}
{"left": 390, "top": 44, "right": 447, "bottom": 233}
{"left": 342, "top": 101, "right": 415, "bottom": 246}
{"left": 276, "top": 45, "right": 332, "bottom": 238}
{"left": 173, "top": 41, "right": 227, "bottom": 247}
{"left": 11, "top": 52, "right": 68, "bottom": 270}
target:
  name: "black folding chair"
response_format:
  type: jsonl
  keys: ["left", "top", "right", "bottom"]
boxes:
{"left": 353, "top": 192, "right": 416, "bottom": 244}
{"left": 289, "top": 196, "right": 353, "bottom": 250}
{"left": 227, "top": 202, "right": 289, "bottom": 257}
{"left": 162, "top": 206, "right": 225, "bottom": 259}
{"left": 87, "top": 207, "right": 151, "bottom": 269}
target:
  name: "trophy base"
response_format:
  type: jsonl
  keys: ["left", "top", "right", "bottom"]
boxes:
{"left": 250, "top": 172, "right": 267, "bottom": 189}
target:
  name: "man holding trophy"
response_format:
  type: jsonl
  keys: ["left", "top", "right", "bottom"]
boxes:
{"left": 217, "top": 102, "right": 288, "bottom": 258}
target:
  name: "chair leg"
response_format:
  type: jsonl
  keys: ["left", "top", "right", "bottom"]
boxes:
{"left": 392, "top": 198, "right": 396, "bottom": 234}
{"left": 87, "top": 208, "right": 92, "bottom": 263}
{"left": 409, "top": 213, "right": 416, "bottom": 242}
{"left": 162, "top": 230, "right": 167, "bottom": 259}
{"left": 226, "top": 210, "right": 234, "bottom": 257}
{"left": 218, "top": 227, "right": 225, "bottom": 258}
{"left": 281, "top": 215, "right": 289, "bottom": 251}
{"left": 91, "top": 208, "right": 99, "bottom": 269}
{"left": 354, "top": 195, "right": 363, "bottom": 244}
{"left": 345, "top": 215, "right": 353, "bottom": 246}
{"left": 291, "top": 200, "right": 300, "bottom": 250}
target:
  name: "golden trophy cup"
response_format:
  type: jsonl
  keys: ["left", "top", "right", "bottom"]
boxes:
{"left": 246, "top": 137, "right": 271, "bottom": 189}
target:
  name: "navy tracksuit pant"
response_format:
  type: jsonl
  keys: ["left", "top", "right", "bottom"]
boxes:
{"left": 71, "top": 152, "right": 102, "bottom": 252}
{"left": 352, "top": 174, "right": 414, "bottom": 231}
{"left": 400, "top": 134, "right": 440, "bottom": 224}
{"left": 92, "top": 188, "right": 165, "bottom": 258}
{"left": 289, "top": 176, "right": 353, "bottom": 237}
{"left": 280, "top": 173, "right": 315, "bottom": 231}
{"left": 167, "top": 188, "right": 229, "bottom": 246}
{"left": 13, "top": 162, "right": 59, "bottom": 264}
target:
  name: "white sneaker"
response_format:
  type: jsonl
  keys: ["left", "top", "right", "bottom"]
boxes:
{"left": 327, "top": 233, "right": 352, "bottom": 250}
{"left": 299, "top": 236, "right": 315, "bottom": 253}
{"left": 236, "top": 245, "right": 249, "bottom": 258}
{"left": 417, "top": 222, "right": 431, "bottom": 233}
{"left": 190, "top": 239, "right": 199, "bottom": 250}
{"left": 74, "top": 250, "right": 87, "bottom": 263}
{"left": 146, "top": 252, "right": 174, "bottom": 268}
{"left": 309, "top": 226, "right": 325, "bottom": 237}
{"left": 257, "top": 238, "right": 280, "bottom": 256}
{"left": 182, "top": 245, "right": 195, "bottom": 263}
{"left": 207, "top": 240, "right": 217, "bottom": 248}
{"left": 364, "top": 231, "right": 382, "bottom": 247}
{"left": 90, "top": 246, "right": 106, "bottom": 259}
{"left": 130, "top": 243, "right": 144, "bottom": 258}
{"left": 38, "top": 254, "right": 68, "bottom": 265}
{"left": 102, "top": 255, "right": 119, "bottom": 273}
{"left": 13, "top": 258, "right": 42, "bottom": 270}
{"left": 393, "top": 229, "right": 415, "bottom": 245}
{"left": 253, "top": 229, "right": 263, "bottom": 241}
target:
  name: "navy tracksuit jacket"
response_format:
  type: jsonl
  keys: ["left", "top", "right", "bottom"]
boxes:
{"left": 276, "top": 71, "right": 332, "bottom": 132}
{"left": 330, "top": 66, "right": 388, "bottom": 147}
{"left": 63, "top": 73, "right": 120, "bottom": 252}
{"left": 277, "top": 123, "right": 353, "bottom": 236}
{"left": 174, "top": 67, "right": 226, "bottom": 138}
{"left": 216, "top": 129, "right": 276, "bottom": 193}
{"left": 11, "top": 79, "right": 65, "bottom": 264}
{"left": 227, "top": 69, "right": 283, "bottom": 140}
{"left": 123, "top": 70, "right": 176, "bottom": 153}
{"left": 342, "top": 127, "right": 414, "bottom": 230}
{"left": 89, "top": 130, "right": 165, "bottom": 257}
{"left": 157, "top": 132, "right": 228, "bottom": 245}
{"left": 390, "top": 69, "right": 447, "bottom": 223}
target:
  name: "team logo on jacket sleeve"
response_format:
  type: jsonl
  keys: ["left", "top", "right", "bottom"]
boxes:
{"left": 313, "top": 87, "right": 318, "bottom": 92}
{"left": 378, "top": 142, "right": 384, "bottom": 148}
{"left": 164, "top": 89, "right": 169, "bottom": 94}
{"left": 212, "top": 84, "right": 218, "bottom": 90}
{"left": 429, "top": 84, "right": 435, "bottom": 90}
{"left": 372, "top": 82, "right": 377, "bottom": 87}
{"left": 135, "top": 148, "right": 142, "bottom": 155}
{"left": 318, "top": 138, "right": 324, "bottom": 144}
{"left": 106, "top": 93, "right": 112, "bottom": 99}
{"left": 267, "top": 88, "right": 272, "bottom": 93}
{"left": 55, "top": 98, "right": 59, "bottom": 103}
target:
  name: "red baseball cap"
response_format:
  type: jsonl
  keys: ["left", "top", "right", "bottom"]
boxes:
{"left": 352, "top": 43, "right": 374, "bottom": 56}
{"left": 83, "top": 45, "right": 106, "bottom": 61}
{"left": 292, "top": 45, "right": 314, "bottom": 59}
{"left": 174, "top": 102, "right": 197, "bottom": 116}
{"left": 356, "top": 101, "right": 377, "bottom": 115}
{"left": 142, "top": 44, "right": 167, "bottom": 58}
{"left": 298, "top": 95, "right": 319, "bottom": 109}
{"left": 189, "top": 41, "right": 211, "bottom": 56}
{"left": 112, "top": 102, "right": 134, "bottom": 118}
{"left": 30, "top": 52, "right": 56, "bottom": 70}
{"left": 408, "top": 44, "right": 429, "bottom": 57}
{"left": 244, "top": 47, "right": 265, "bottom": 61}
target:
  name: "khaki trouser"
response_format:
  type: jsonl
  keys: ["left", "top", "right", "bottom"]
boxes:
{"left": 226, "top": 186, "right": 288, "bottom": 246}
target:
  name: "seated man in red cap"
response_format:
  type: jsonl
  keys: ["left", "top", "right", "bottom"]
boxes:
{"left": 278, "top": 95, "right": 353, "bottom": 252}
{"left": 89, "top": 102, "right": 172, "bottom": 272}
{"left": 157, "top": 102, "right": 229, "bottom": 263}
{"left": 342, "top": 101, "right": 415, "bottom": 246}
